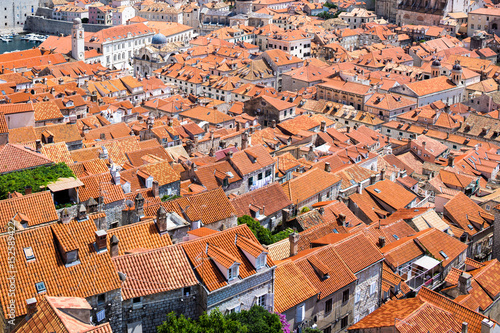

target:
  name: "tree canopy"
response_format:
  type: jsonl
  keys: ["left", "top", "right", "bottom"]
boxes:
{"left": 237, "top": 215, "right": 293, "bottom": 245}
{"left": 157, "top": 306, "right": 284, "bottom": 333}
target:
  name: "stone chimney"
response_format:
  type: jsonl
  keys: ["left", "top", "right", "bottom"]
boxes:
{"left": 35, "top": 140, "right": 42, "bottom": 153}
{"left": 324, "top": 162, "right": 331, "bottom": 172}
{"left": 370, "top": 174, "right": 377, "bottom": 185}
{"left": 77, "top": 204, "right": 87, "bottom": 221}
{"left": 320, "top": 120, "right": 326, "bottom": 132}
{"left": 227, "top": 150, "right": 233, "bottom": 159}
{"left": 156, "top": 206, "right": 167, "bottom": 233}
{"left": 319, "top": 207, "right": 325, "bottom": 215}
{"left": 289, "top": 232, "right": 300, "bottom": 257}
{"left": 271, "top": 119, "right": 276, "bottom": 128}
{"left": 337, "top": 213, "right": 346, "bottom": 226}
{"left": 462, "top": 322, "right": 468, "bottom": 333}
{"left": 135, "top": 193, "right": 144, "bottom": 217}
{"left": 380, "top": 169, "right": 386, "bottom": 180}
{"left": 87, "top": 197, "right": 98, "bottom": 214}
{"left": 152, "top": 180, "right": 159, "bottom": 198}
{"left": 378, "top": 236, "right": 386, "bottom": 248}
{"left": 100, "top": 133, "right": 106, "bottom": 140}
{"left": 458, "top": 272, "right": 472, "bottom": 294}
{"left": 110, "top": 235, "right": 119, "bottom": 258}
{"left": 481, "top": 318, "right": 494, "bottom": 333}
{"left": 448, "top": 155, "right": 454, "bottom": 167}
{"left": 60, "top": 208, "right": 71, "bottom": 224}
{"left": 24, "top": 186, "right": 32, "bottom": 195}
{"left": 26, "top": 298, "right": 37, "bottom": 317}
{"left": 95, "top": 230, "right": 107, "bottom": 252}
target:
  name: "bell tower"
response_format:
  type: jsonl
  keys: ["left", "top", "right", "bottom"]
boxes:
{"left": 72, "top": 18, "right": 85, "bottom": 62}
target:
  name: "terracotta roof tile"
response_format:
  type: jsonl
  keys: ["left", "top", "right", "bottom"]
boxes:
{"left": 182, "top": 224, "right": 274, "bottom": 292}
{"left": 113, "top": 244, "right": 198, "bottom": 300}
{"left": 230, "top": 182, "right": 292, "bottom": 217}
{"left": 0, "top": 144, "right": 53, "bottom": 173}
{"left": 0, "top": 217, "right": 121, "bottom": 318}
{"left": 274, "top": 261, "right": 318, "bottom": 312}
{"left": 282, "top": 168, "right": 341, "bottom": 205}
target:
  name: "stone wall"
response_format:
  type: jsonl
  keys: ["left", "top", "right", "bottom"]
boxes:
{"left": 24, "top": 16, "right": 109, "bottom": 35}
{"left": 353, "top": 262, "right": 383, "bottom": 323}
{"left": 205, "top": 268, "right": 274, "bottom": 312}
{"left": 121, "top": 286, "right": 200, "bottom": 333}
{"left": 87, "top": 289, "right": 123, "bottom": 333}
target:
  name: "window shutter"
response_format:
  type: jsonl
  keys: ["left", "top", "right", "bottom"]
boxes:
{"left": 370, "top": 282, "right": 377, "bottom": 295}
{"left": 296, "top": 303, "right": 305, "bottom": 323}
{"left": 251, "top": 295, "right": 257, "bottom": 307}
{"left": 266, "top": 293, "right": 274, "bottom": 312}
{"left": 354, "top": 290, "right": 360, "bottom": 303}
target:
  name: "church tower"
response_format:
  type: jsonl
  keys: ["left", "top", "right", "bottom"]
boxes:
{"left": 451, "top": 60, "right": 463, "bottom": 86}
{"left": 72, "top": 18, "right": 85, "bottom": 62}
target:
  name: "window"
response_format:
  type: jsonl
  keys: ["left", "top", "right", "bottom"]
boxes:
{"left": 132, "top": 297, "right": 142, "bottom": 308}
{"left": 97, "top": 293, "right": 106, "bottom": 306}
{"left": 323, "top": 327, "right": 332, "bottom": 333}
{"left": 256, "top": 254, "right": 266, "bottom": 268}
{"left": 341, "top": 315, "right": 349, "bottom": 329}
{"left": 183, "top": 287, "right": 191, "bottom": 297}
{"left": 257, "top": 294, "right": 266, "bottom": 307}
{"left": 439, "top": 251, "right": 449, "bottom": 260}
{"left": 248, "top": 177, "right": 254, "bottom": 187}
{"left": 35, "top": 281, "right": 46, "bottom": 294}
{"left": 342, "top": 289, "right": 349, "bottom": 303}
{"left": 370, "top": 282, "right": 377, "bottom": 295}
{"left": 265, "top": 169, "right": 271, "bottom": 178}
{"left": 228, "top": 266, "right": 238, "bottom": 280}
{"left": 228, "top": 305, "right": 241, "bottom": 314}
{"left": 258, "top": 173, "right": 263, "bottom": 181}
{"left": 24, "top": 247, "right": 35, "bottom": 261}
{"left": 296, "top": 303, "right": 305, "bottom": 323}
{"left": 325, "top": 298, "right": 332, "bottom": 313}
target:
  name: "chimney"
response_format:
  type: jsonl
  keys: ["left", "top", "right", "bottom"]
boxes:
{"left": 24, "top": 186, "right": 32, "bottom": 195}
{"left": 152, "top": 180, "right": 159, "bottom": 198}
{"left": 448, "top": 155, "right": 454, "bottom": 167}
{"left": 95, "top": 230, "right": 107, "bottom": 252}
{"left": 337, "top": 213, "right": 346, "bottom": 226}
{"left": 110, "top": 235, "right": 119, "bottom": 258}
{"left": 135, "top": 193, "right": 144, "bottom": 217}
{"left": 227, "top": 150, "right": 233, "bottom": 159}
{"left": 422, "top": 141, "right": 427, "bottom": 151}
{"left": 320, "top": 120, "right": 326, "bottom": 132}
{"left": 370, "top": 175, "right": 377, "bottom": 185}
{"left": 35, "top": 140, "right": 42, "bottom": 153}
{"left": 156, "top": 206, "right": 167, "bottom": 233}
{"left": 458, "top": 272, "right": 472, "bottom": 294}
{"left": 346, "top": 126, "right": 351, "bottom": 133}
{"left": 271, "top": 119, "right": 276, "bottom": 128}
{"left": 60, "top": 208, "right": 71, "bottom": 224}
{"left": 100, "top": 133, "right": 106, "bottom": 140}
{"left": 378, "top": 236, "right": 386, "bottom": 248}
{"left": 481, "top": 318, "right": 494, "bottom": 333}
{"left": 324, "top": 162, "right": 331, "bottom": 172}
{"left": 77, "top": 204, "right": 87, "bottom": 221}
{"left": 462, "top": 322, "right": 468, "bottom": 333}
{"left": 87, "top": 197, "right": 98, "bottom": 214}
{"left": 26, "top": 298, "right": 37, "bottom": 317}
{"left": 289, "top": 232, "right": 300, "bottom": 257}
{"left": 282, "top": 208, "right": 290, "bottom": 223}
{"left": 381, "top": 169, "right": 386, "bottom": 180}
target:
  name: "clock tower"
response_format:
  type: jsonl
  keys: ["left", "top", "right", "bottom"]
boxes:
{"left": 71, "top": 18, "right": 85, "bottom": 62}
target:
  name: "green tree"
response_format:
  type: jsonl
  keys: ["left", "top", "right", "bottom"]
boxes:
{"left": 300, "top": 207, "right": 310, "bottom": 214}
{"left": 157, "top": 312, "right": 200, "bottom": 333}
{"left": 304, "top": 328, "right": 322, "bottom": 333}
{"left": 227, "top": 306, "right": 282, "bottom": 333}
{"left": 157, "top": 307, "right": 283, "bottom": 333}
{"left": 237, "top": 215, "right": 293, "bottom": 245}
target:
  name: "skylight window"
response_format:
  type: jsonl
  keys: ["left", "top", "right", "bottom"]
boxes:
{"left": 468, "top": 224, "right": 474, "bottom": 230}
{"left": 393, "top": 234, "right": 399, "bottom": 240}
{"left": 439, "top": 251, "right": 448, "bottom": 260}
{"left": 333, "top": 228, "right": 339, "bottom": 234}
{"left": 35, "top": 281, "right": 46, "bottom": 294}
{"left": 23, "top": 247, "right": 35, "bottom": 261}
{"left": 374, "top": 188, "right": 381, "bottom": 193}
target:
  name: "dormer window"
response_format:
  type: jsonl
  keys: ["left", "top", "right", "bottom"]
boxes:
{"left": 35, "top": 281, "right": 46, "bottom": 294}
{"left": 256, "top": 253, "right": 267, "bottom": 269}
{"left": 23, "top": 247, "right": 35, "bottom": 261}
{"left": 228, "top": 265, "right": 239, "bottom": 281}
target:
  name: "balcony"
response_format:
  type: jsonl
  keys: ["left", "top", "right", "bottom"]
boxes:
{"left": 404, "top": 256, "right": 442, "bottom": 292}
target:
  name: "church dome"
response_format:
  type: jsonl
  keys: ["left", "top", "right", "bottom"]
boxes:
{"left": 151, "top": 33, "right": 167, "bottom": 45}
{"left": 431, "top": 58, "right": 441, "bottom": 67}
{"left": 73, "top": 18, "right": 82, "bottom": 25}
{"left": 453, "top": 62, "right": 462, "bottom": 71}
